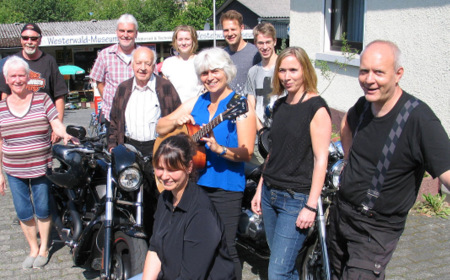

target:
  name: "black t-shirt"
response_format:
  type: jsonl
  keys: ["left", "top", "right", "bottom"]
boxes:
{"left": 340, "top": 91, "right": 450, "bottom": 221}
{"left": 0, "top": 52, "right": 67, "bottom": 102}
{"left": 149, "top": 182, "right": 235, "bottom": 280}
{"left": 263, "top": 96, "right": 331, "bottom": 193}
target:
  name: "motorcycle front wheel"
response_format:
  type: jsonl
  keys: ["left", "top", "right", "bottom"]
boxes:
{"left": 110, "top": 231, "right": 147, "bottom": 280}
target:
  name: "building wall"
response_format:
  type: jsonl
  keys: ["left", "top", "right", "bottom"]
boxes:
{"left": 290, "top": 0, "right": 450, "bottom": 133}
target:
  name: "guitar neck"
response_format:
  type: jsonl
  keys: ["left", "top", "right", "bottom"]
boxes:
{"left": 192, "top": 114, "right": 223, "bottom": 142}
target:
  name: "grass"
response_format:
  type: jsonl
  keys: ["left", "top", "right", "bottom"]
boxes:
{"left": 413, "top": 193, "right": 450, "bottom": 219}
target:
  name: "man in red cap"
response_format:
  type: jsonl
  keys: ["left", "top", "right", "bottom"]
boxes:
{"left": 0, "top": 23, "right": 67, "bottom": 143}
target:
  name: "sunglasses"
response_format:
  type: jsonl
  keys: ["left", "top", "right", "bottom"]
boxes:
{"left": 21, "top": 36, "right": 40, "bottom": 41}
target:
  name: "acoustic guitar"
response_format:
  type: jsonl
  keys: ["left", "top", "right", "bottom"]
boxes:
{"left": 153, "top": 94, "right": 248, "bottom": 192}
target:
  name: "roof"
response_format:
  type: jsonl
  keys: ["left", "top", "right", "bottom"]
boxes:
{"left": 0, "top": 20, "right": 116, "bottom": 48}
{"left": 217, "top": 0, "right": 290, "bottom": 19}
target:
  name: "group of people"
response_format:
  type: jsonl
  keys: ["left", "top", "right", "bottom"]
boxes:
{"left": 0, "top": 9, "right": 449, "bottom": 280}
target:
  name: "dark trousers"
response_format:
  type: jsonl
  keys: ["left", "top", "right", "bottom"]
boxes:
{"left": 327, "top": 197, "right": 406, "bottom": 280}
{"left": 201, "top": 186, "right": 243, "bottom": 280}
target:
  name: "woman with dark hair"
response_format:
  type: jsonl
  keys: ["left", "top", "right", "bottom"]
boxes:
{"left": 156, "top": 47, "right": 255, "bottom": 280}
{"left": 161, "top": 25, "right": 203, "bottom": 102}
{"left": 134, "top": 133, "right": 235, "bottom": 280}
{"left": 251, "top": 47, "right": 332, "bottom": 279}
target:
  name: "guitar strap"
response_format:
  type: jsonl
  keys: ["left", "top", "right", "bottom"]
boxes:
{"left": 358, "top": 97, "right": 420, "bottom": 215}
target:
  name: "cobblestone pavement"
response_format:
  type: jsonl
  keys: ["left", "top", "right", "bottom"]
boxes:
{"left": 0, "top": 108, "right": 449, "bottom": 279}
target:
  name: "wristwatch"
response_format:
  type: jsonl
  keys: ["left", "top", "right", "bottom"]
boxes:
{"left": 219, "top": 145, "right": 227, "bottom": 156}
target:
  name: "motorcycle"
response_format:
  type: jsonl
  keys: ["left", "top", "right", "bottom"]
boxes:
{"left": 47, "top": 125, "right": 151, "bottom": 279}
{"left": 237, "top": 138, "right": 346, "bottom": 279}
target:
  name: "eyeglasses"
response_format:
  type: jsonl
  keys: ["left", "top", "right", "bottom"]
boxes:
{"left": 21, "top": 36, "right": 40, "bottom": 41}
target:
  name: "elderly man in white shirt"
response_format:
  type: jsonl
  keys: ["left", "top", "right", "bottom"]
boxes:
{"left": 107, "top": 46, "right": 181, "bottom": 235}
{"left": 108, "top": 46, "right": 181, "bottom": 154}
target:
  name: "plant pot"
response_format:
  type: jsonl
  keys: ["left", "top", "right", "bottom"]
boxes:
{"left": 80, "top": 102, "right": 87, "bottom": 109}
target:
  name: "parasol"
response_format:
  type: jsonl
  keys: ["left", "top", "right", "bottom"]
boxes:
{"left": 58, "top": 65, "right": 85, "bottom": 92}
{"left": 58, "top": 65, "right": 85, "bottom": 75}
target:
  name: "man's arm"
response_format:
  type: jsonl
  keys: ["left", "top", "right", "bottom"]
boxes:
{"left": 96, "top": 81, "right": 105, "bottom": 98}
{"left": 246, "top": 95, "right": 263, "bottom": 132}
{"left": 439, "top": 170, "right": 450, "bottom": 189}
{"left": 340, "top": 112, "right": 353, "bottom": 160}
{"left": 54, "top": 96, "right": 65, "bottom": 122}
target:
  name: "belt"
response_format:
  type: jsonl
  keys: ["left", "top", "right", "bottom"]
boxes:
{"left": 265, "top": 181, "right": 301, "bottom": 196}
{"left": 125, "top": 137, "right": 155, "bottom": 146}
{"left": 338, "top": 197, "right": 392, "bottom": 221}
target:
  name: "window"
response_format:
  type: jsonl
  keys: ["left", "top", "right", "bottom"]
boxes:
{"left": 330, "top": 0, "right": 364, "bottom": 53}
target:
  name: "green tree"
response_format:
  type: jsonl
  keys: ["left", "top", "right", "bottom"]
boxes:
{"left": 172, "top": 0, "right": 226, "bottom": 31}
{"left": 0, "top": 0, "right": 227, "bottom": 32}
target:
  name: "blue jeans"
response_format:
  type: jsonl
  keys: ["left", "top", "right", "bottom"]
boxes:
{"left": 261, "top": 184, "right": 309, "bottom": 280}
{"left": 7, "top": 174, "right": 50, "bottom": 221}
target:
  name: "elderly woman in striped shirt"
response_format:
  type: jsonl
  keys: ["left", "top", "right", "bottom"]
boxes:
{"left": 0, "top": 56, "right": 78, "bottom": 269}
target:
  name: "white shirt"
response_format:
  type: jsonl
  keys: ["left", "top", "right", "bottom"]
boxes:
{"left": 161, "top": 56, "right": 203, "bottom": 103}
{"left": 125, "top": 75, "right": 161, "bottom": 141}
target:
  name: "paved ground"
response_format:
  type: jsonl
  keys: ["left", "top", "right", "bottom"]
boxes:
{"left": 0, "top": 107, "right": 449, "bottom": 279}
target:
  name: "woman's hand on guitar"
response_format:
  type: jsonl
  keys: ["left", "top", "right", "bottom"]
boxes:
{"left": 201, "top": 131, "right": 222, "bottom": 154}
{"left": 176, "top": 114, "right": 196, "bottom": 127}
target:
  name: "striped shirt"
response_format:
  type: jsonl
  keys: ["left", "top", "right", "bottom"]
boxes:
{"left": 90, "top": 44, "right": 136, "bottom": 121}
{"left": 0, "top": 92, "right": 58, "bottom": 178}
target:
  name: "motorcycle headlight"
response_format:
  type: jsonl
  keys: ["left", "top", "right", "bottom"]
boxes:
{"left": 118, "top": 167, "right": 142, "bottom": 192}
{"left": 329, "top": 159, "right": 346, "bottom": 189}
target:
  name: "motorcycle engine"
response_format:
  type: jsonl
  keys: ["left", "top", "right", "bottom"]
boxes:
{"left": 238, "top": 209, "right": 266, "bottom": 241}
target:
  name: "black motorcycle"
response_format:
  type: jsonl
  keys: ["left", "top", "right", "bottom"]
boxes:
{"left": 47, "top": 125, "right": 150, "bottom": 279}
{"left": 237, "top": 139, "right": 346, "bottom": 280}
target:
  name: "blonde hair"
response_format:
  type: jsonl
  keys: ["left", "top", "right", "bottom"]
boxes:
{"left": 172, "top": 25, "right": 198, "bottom": 54}
{"left": 272, "top": 47, "right": 318, "bottom": 95}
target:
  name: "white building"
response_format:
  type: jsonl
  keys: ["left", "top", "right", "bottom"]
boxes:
{"left": 290, "top": 0, "right": 449, "bottom": 133}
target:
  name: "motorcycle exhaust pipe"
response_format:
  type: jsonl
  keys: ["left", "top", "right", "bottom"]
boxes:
{"left": 49, "top": 190, "right": 83, "bottom": 247}
{"left": 66, "top": 189, "right": 83, "bottom": 245}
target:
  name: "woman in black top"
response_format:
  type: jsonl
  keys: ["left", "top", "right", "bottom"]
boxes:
{"left": 140, "top": 133, "right": 235, "bottom": 280}
{"left": 251, "top": 47, "right": 332, "bottom": 279}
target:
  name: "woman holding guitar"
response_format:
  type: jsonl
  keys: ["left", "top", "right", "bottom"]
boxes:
{"left": 156, "top": 47, "right": 255, "bottom": 280}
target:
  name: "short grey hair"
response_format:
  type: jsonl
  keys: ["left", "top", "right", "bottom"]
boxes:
{"left": 3, "top": 56, "right": 30, "bottom": 79}
{"left": 194, "top": 47, "right": 237, "bottom": 84}
{"left": 117, "top": 14, "right": 138, "bottom": 31}
{"left": 131, "top": 47, "right": 158, "bottom": 65}
{"left": 362, "top": 40, "right": 402, "bottom": 71}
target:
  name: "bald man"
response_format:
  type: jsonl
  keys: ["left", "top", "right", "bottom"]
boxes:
{"left": 328, "top": 40, "right": 450, "bottom": 279}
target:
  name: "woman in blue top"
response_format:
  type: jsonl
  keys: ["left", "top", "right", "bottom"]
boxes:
{"left": 156, "top": 47, "right": 256, "bottom": 280}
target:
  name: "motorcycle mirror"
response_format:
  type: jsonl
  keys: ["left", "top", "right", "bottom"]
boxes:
{"left": 67, "top": 125, "right": 87, "bottom": 140}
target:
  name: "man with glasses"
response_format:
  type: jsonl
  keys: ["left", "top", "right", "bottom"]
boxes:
{"left": 244, "top": 22, "right": 279, "bottom": 165}
{"left": 0, "top": 23, "right": 67, "bottom": 143}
